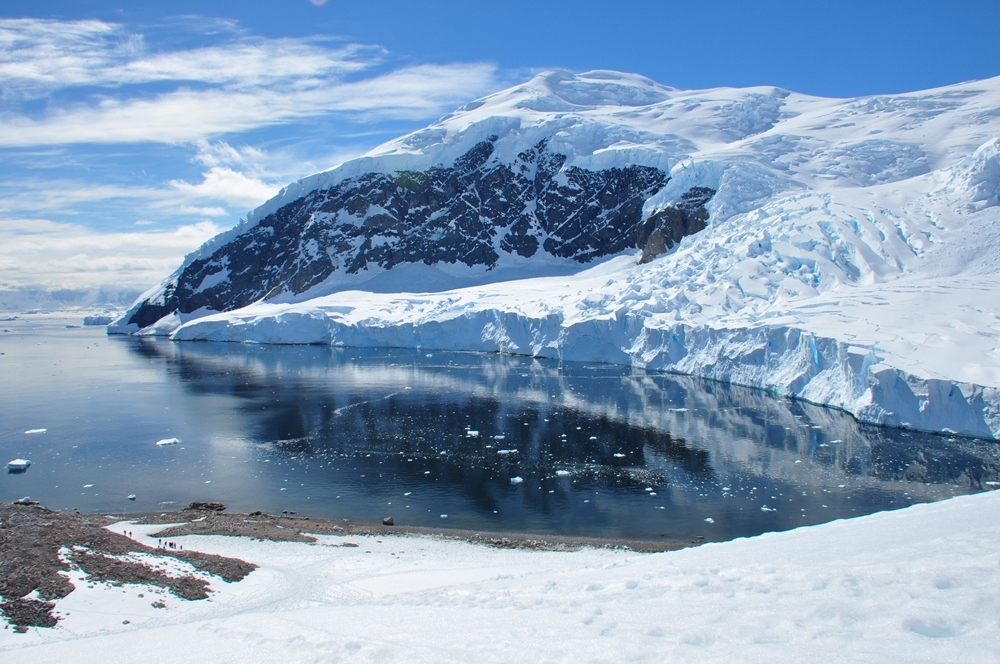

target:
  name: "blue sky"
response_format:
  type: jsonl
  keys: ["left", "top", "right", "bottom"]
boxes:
{"left": 1, "top": 0, "right": 998, "bottom": 295}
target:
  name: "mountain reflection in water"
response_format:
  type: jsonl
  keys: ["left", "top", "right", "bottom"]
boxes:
{"left": 1, "top": 322, "right": 997, "bottom": 543}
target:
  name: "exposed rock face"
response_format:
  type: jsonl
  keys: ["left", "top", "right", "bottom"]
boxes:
{"left": 637, "top": 187, "right": 715, "bottom": 264}
{"left": 122, "top": 137, "right": 714, "bottom": 330}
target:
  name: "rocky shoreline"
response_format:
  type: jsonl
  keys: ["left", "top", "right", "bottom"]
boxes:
{"left": 124, "top": 503, "right": 695, "bottom": 552}
{"left": 0, "top": 502, "right": 256, "bottom": 631}
{"left": 1, "top": 501, "right": 691, "bottom": 632}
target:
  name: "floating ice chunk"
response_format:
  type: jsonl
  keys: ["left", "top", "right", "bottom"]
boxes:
{"left": 24, "top": 429, "right": 46, "bottom": 435}
{"left": 794, "top": 460, "right": 802, "bottom": 464}
{"left": 613, "top": 453, "right": 626, "bottom": 458}
{"left": 440, "top": 514, "right": 448, "bottom": 519}
{"left": 555, "top": 470, "right": 571, "bottom": 477}
{"left": 510, "top": 476, "right": 524, "bottom": 485}
{"left": 466, "top": 430, "right": 480, "bottom": 438}
{"left": 83, "top": 483, "right": 94, "bottom": 488}
{"left": 494, "top": 435, "right": 505, "bottom": 440}
{"left": 127, "top": 494, "right": 136, "bottom": 500}
{"left": 156, "top": 438, "right": 180, "bottom": 446}
{"left": 496, "top": 449, "right": 518, "bottom": 455}
{"left": 7, "top": 458, "right": 31, "bottom": 471}
{"left": 644, "top": 487, "right": 653, "bottom": 492}
{"left": 404, "top": 492, "right": 412, "bottom": 496}
{"left": 589, "top": 436, "right": 598, "bottom": 440}
{"left": 704, "top": 517, "right": 715, "bottom": 524}
{"left": 761, "top": 506, "right": 776, "bottom": 512}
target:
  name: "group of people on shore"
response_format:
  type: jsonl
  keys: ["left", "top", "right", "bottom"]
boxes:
{"left": 121, "top": 529, "right": 183, "bottom": 551}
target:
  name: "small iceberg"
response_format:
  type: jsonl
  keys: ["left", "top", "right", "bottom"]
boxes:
{"left": 127, "top": 494, "right": 137, "bottom": 500}
{"left": 555, "top": 470, "right": 571, "bottom": 477}
{"left": 510, "top": 476, "right": 524, "bottom": 485}
{"left": 7, "top": 458, "right": 31, "bottom": 472}
{"left": 24, "top": 429, "right": 46, "bottom": 435}
{"left": 156, "top": 437, "right": 180, "bottom": 446}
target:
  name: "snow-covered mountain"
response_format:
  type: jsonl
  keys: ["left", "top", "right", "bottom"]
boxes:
{"left": 111, "top": 70, "right": 1000, "bottom": 439}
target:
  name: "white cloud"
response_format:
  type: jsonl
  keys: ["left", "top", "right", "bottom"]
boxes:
{"left": 0, "top": 63, "right": 499, "bottom": 146}
{"left": 0, "top": 18, "right": 501, "bottom": 146}
{"left": 0, "top": 17, "right": 509, "bottom": 297}
{"left": 179, "top": 205, "right": 228, "bottom": 217}
{"left": 193, "top": 140, "right": 267, "bottom": 172}
{"left": 0, "top": 19, "right": 380, "bottom": 94}
{"left": 170, "top": 167, "right": 280, "bottom": 209}
{"left": 0, "top": 217, "right": 227, "bottom": 290}
{"left": 0, "top": 18, "right": 122, "bottom": 94}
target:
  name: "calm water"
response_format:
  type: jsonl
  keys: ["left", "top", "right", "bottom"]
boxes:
{"left": 1, "top": 316, "right": 998, "bottom": 542}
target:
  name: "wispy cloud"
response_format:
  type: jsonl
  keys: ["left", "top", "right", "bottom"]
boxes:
{"left": 0, "top": 139, "right": 329, "bottom": 219}
{"left": 0, "top": 18, "right": 500, "bottom": 146}
{"left": 0, "top": 64, "right": 498, "bottom": 146}
{"left": 0, "top": 18, "right": 380, "bottom": 95}
{"left": 0, "top": 16, "right": 507, "bottom": 301}
{"left": 0, "top": 217, "right": 227, "bottom": 290}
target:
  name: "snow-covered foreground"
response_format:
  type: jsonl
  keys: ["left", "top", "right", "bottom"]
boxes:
{"left": 5, "top": 490, "right": 999, "bottom": 662}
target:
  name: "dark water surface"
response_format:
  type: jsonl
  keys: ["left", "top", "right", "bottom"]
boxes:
{"left": 2, "top": 316, "right": 998, "bottom": 542}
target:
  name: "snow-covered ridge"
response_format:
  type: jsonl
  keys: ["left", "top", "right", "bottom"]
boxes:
{"left": 203, "top": 69, "right": 1000, "bottom": 240}
{"left": 113, "top": 70, "right": 1000, "bottom": 439}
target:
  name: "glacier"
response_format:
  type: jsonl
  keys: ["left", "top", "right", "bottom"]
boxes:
{"left": 112, "top": 70, "right": 1000, "bottom": 439}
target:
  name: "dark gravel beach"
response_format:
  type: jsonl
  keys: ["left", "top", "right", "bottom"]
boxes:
{"left": 0, "top": 502, "right": 256, "bottom": 631}
{"left": 0, "top": 500, "right": 692, "bottom": 631}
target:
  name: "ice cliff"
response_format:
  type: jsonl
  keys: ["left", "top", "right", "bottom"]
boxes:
{"left": 111, "top": 70, "right": 1000, "bottom": 439}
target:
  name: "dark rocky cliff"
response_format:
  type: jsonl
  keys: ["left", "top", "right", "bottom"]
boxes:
{"left": 122, "top": 137, "right": 714, "bottom": 331}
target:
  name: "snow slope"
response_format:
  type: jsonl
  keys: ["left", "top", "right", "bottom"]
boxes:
{"left": 4, "top": 490, "right": 999, "bottom": 662}
{"left": 127, "top": 70, "right": 1000, "bottom": 438}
